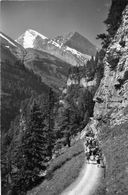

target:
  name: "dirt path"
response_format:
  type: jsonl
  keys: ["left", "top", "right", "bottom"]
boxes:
{"left": 61, "top": 162, "right": 103, "bottom": 195}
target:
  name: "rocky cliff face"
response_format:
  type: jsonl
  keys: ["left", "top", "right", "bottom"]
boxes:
{"left": 89, "top": 5, "right": 128, "bottom": 195}
{"left": 94, "top": 5, "right": 128, "bottom": 127}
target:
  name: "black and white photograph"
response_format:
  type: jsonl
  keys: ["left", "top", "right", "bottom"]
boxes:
{"left": 1, "top": 0, "right": 128, "bottom": 195}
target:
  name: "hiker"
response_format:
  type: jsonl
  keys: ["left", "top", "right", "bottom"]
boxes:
{"left": 92, "top": 146, "right": 99, "bottom": 156}
{"left": 95, "top": 155, "right": 101, "bottom": 166}
{"left": 85, "top": 146, "right": 90, "bottom": 155}
{"left": 87, "top": 147, "right": 92, "bottom": 162}
{"left": 85, "top": 145, "right": 92, "bottom": 163}
{"left": 86, "top": 138, "right": 91, "bottom": 147}
{"left": 96, "top": 149, "right": 103, "bottom": 167}
{"left": 86, "top": 152, "right": 90, "bottom": 163}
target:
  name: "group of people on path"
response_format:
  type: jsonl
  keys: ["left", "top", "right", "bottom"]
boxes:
{"left": 84, "top": 131, "right": 104, "bottom": 167}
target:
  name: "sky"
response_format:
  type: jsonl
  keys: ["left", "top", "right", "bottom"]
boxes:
{"left": 1, "top": 0, "right": 111, "bottom": 48}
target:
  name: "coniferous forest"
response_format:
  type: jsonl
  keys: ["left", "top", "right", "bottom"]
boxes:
{"left": 2, "top": 55, "right": 98, "bottom": 194}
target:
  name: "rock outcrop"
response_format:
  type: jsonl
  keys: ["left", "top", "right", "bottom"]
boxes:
{"left": 94, "top": 5, "right": 128, "bottom": 127}
{"left": 87, "top": 5, "right": 128, "bottom": 195}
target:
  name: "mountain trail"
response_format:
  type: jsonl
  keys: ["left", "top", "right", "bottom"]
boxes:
{"left": 61, "top": 162, "right": 103, "bottom": 195}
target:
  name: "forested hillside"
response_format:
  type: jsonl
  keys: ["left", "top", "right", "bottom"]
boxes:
{"left": 1, "top": 28, "right": 99, "bottom": 195}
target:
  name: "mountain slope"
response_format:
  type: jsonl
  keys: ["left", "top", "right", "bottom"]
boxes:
{"left": 24, "top": 48, "right": 71, "bottom": 90}
{"left": 0, "top": 32, "right": 25, "bottom": 60}
{"left": 53, "top": 32, "right": 97, "bottom": 56}
{"left": 1, "top": 33, "right": 50, "bottom": 133}
{"left": 1, "top": 32, "right": 71, "bottom": 91}
{"left": 1, "top": 32, "right": 73, "bottom": 133}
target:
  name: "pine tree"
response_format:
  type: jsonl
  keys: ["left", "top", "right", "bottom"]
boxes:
{"left": 97, "top": 0, "right": 128, "bottom": 48}
{"left": 23, "top": 101, "right": 48, "bottom": 172}
{"left": 57, "top": 105, "right": 78, "bottom": 147}
{"left": 45, "top": 88, "right": 56, "bottom": 158}
{"left": 78, "top": 89, "right": 94, "bottom": 126}
{"left": 59, "top": 108, "right": 71, "bottom": 147}
{"left": 10, "top": 101, "right": 49, "bottom": 193}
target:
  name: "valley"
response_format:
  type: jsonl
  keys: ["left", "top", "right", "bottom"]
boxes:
{"left": 1, "top": 1, "right": 128, "bottom": 195}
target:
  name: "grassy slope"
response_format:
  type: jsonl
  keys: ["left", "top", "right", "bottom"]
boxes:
{"left": 28, "top": 118, "right": 128, "bottom": 195}
{"left": 97, "top": 121, "right": 128, "bottom": 195}
{"left": 27, "top": 140, "right": 85, "bottom": 195}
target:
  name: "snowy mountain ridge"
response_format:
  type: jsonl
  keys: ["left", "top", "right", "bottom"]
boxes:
{"left": 15, "top": 29, "right": 94, "bottom": 65}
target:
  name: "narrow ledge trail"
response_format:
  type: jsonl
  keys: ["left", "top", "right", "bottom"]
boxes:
{"left": 61, "top": 162, "right": 103, "bottom": 195}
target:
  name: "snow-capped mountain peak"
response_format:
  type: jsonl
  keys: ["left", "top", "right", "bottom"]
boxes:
{"left": 16, "top": 29, "right": 96, "bottom": 66}
{"left": 27, "top": 29, "right": 48, "bottom": 40}
{"left": 15, "top": 29, "right": 48, "bottom": 48}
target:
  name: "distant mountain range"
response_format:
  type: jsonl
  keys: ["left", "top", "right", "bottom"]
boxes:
{"left": 16, "top": 29, "right": 97, "bottom": 66}
{"left": 1, "top": 29, "right": 97, "bottom": 90}
{"left": 0, "top": 29, "right": 97, "bottom": 133}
